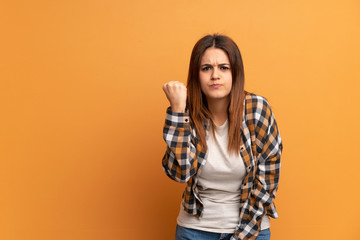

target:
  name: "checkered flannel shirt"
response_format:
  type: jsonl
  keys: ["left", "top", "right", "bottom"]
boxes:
{"left": 162, "top": 93, "right": 283, "bottom": 240}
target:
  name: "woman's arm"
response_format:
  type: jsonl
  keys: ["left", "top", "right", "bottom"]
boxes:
{"left": 253, "top": 97, "right": 283, "bottom": 213}
{"left": 161, "top": 107, "right": 199, "bottom": 183}
{"left": 161, "top": 81, "right": 200, "bottom": 183}
{"left": 233, "top": 96, "right": 284, "bottom": 240}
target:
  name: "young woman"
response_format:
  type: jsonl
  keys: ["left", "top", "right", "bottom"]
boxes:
{"left": 161, "top": 34, "right": 283, "bottom": 240}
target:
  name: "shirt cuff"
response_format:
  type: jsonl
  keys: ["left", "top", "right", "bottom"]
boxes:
{"left": 165, "top": 106, "right": 190, "bottom": 128}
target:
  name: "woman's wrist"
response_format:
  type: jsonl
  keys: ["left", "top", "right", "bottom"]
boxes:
{"left": 171, "top": 106, "right": 185, "bottom": 113}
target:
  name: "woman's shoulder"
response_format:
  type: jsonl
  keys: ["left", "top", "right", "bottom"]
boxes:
{"left": 244, "top": 92, "right": 274, "bottom": 123}
{"left": 245, "top": 92, "right": 271, "bottom": 108}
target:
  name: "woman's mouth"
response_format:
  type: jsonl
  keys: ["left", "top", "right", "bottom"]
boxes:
{"left": 210, "top": 84, "right": 222, "bottom": 89}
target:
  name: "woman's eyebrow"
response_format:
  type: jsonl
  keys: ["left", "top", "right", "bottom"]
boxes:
{"left": 200, "top": 63, "right": 230, "bottom": 67}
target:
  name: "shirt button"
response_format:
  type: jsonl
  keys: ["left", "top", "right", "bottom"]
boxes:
{"left": 185, "top": 118, "right": 188, "bottom": 122}
{"left": 240, "top": 146, "right": 245, "bottom": 151}
{"left": 248, "top": 166, "right": 251, "bottom": 170}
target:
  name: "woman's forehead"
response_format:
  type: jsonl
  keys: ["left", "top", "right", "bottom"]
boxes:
{"left": 200, "top": 48, "right": 230, "bottom": 64}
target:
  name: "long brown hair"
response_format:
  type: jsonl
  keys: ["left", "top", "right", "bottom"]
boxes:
{"left": 186, "top": 34, "right": 251, "bottom": 155}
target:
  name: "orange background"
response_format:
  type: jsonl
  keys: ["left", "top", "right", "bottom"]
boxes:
{"left": 1, "top": 0, "right": 359, "bottom": 239}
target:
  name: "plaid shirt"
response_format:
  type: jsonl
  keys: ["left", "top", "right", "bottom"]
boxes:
{"left": 162, "top": 93, "right": 283, "bottom": 240}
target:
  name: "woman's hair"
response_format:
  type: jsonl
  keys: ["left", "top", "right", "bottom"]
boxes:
{"left": 186, "top": 33, "right": 251, "bottom": 155}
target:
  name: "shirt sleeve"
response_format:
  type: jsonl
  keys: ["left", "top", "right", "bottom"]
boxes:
{"left": 161, "top": 107, "right": 199, "bottom": 183}
{"left": 232, "top": 97, "right": 284, "bottom": 240}
{"left": 253, "top": 97, "right": 283, "bottom": 214}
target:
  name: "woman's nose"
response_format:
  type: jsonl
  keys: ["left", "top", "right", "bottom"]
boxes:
{"left": 211, "top": 68, "right": 219, "bottom": 80}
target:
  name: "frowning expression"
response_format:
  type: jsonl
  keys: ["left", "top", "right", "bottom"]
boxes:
{"left": 199, "top": 47, "right": 232, "bottom": 102}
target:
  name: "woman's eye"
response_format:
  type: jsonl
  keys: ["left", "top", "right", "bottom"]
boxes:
{"left": 202, "top": 66, "right": 211, "bottom": 71}
{"left": 220, "top": 66, "right": 229, "bottom": 70}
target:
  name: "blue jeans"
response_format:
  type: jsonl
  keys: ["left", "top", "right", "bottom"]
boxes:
{"left": 175, "top": 225, "right": 271, "bottom": 240}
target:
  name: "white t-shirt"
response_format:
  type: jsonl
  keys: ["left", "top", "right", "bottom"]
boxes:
{"left": 177, "top": 119, "right": 270, "bottom": 233}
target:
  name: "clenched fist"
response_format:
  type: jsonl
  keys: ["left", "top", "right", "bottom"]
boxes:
{"left": 162, "top": 81, "right": 187, "bottom": 113}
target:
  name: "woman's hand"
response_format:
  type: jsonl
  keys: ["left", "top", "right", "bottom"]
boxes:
{"left": 162, "top": 81, "right": 187, "bottom": 113}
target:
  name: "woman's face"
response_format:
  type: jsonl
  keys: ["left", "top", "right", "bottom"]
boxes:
{"left": 199, "top": 47, "right": 232, "bottom": 103}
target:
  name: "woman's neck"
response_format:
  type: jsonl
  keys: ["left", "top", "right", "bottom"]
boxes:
{"left": 207, "top": 97, "right": 229, "bottom": 126}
